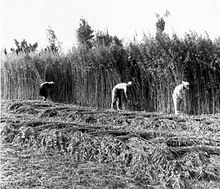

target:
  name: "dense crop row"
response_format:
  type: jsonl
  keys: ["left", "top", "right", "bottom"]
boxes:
{"left": 1, "top": 32, "right": 220, "bottom": 114}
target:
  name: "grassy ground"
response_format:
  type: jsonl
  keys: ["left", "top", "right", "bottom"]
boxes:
{"left": 1, "top": 100, "right": 220, "bottom": 189}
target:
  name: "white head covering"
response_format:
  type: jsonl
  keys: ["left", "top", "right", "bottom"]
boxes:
{"left": 182, "top": 81, "right": 189, "bottom": 89}
{"left": 127, "top": 81, "right": 132, "bottom": 85}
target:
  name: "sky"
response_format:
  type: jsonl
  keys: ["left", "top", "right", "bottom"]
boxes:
{"left": 1, "top": 0, "right": 220, "bottom": 52}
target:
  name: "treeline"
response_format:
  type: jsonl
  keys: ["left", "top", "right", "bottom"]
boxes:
{"left": 1, "top": 17, "right": 220, "bottom": 114}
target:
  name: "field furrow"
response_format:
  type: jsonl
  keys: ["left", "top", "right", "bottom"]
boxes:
{"left": 1, "top": 100, "right": 220, "bottom": 188}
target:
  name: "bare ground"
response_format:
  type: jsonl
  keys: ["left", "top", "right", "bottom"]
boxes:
{"left": 1, "top": 100, "right": 220, "bottom": 189}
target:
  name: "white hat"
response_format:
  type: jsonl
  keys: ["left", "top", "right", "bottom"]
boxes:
{"left": 182, "top": 81, "right": 189, "bottom": 89}
{"left": 127, "top": 81, "right": 132, "bottom": 85}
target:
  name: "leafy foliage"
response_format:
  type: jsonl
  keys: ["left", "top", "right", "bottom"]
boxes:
{"left": 9, "top": 39, "right": 38, "bottom": 54}
{"left": 76, "top": 19, "right": 94, "bottom": 49}
{"left": 46, "top": 26, "right": 62, "bottom": 53}
{"left": 94, "top": 30, "right": 123, "bottom": 47}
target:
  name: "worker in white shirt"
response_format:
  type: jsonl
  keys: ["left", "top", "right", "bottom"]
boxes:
{"left": 172, "top": 81, "right": 190, "bottom": 114}
{"left": 111, "top": 81, "right": 132, "bottom": 110}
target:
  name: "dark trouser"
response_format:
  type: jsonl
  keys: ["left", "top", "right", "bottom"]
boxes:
{"left": 111, "top": 89, "right": 127, "bottom": 110}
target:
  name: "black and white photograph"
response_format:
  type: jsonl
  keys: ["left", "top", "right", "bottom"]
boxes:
{"left": 1, "top": 0, "right": 220, "bottom": 188}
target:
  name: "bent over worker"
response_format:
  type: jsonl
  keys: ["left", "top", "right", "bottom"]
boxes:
{"left": 39, "top": 81, "right": 55, "bottom": 101}
{"left": 111, "top": 81, "right": 132, "bottom": 110}
{"left": 172, "top": 81, "right": 189, "bottom": 114}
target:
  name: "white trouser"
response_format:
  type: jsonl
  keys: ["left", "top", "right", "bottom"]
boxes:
{"left": 172, "top": 94, "right": 182, "bottom": 114}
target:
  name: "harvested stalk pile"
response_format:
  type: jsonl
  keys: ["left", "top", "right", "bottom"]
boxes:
{"left": 1, "top": 100, "right": 220, "bottom": 188}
